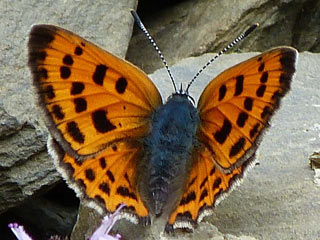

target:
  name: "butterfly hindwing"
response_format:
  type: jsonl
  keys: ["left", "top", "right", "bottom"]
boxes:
{"left": 28, "top": 25, "right": 162, "bottom": 157}
{"left": 48, "top": 137, "right": 150, "bottom": 225}
{"left": 166, "top": 146, "right": 254, "bottom": 231}
{"left": 197, "top": 47, "right": 297, "bottom": 171}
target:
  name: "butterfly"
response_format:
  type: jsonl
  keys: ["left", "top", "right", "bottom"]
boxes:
{"left": 27, "top": 20, "right": 297, "bottom": 233}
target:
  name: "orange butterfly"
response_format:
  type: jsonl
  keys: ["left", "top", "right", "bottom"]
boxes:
{"left": 28, "top": 19, "right": 297, "bottom": 233}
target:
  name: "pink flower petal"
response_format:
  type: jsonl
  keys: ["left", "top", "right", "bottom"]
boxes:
{"left": 90, "top": 204, "right": 126, "bottom": 240}
{"left": 8, "top": 223, "right": 33, "bottom": 240}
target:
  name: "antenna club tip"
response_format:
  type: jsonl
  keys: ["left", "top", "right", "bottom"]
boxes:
{"left": 130, "top": 9, "right": 136, "bottom": 15}
{"left": 244, "top": 23, "right": 259, "bottom": 37}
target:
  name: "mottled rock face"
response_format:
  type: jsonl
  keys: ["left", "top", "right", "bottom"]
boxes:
{"left": 128, "top": 0, "right": 320, "bottom": 73}
{"left": 1, "top": 0, "right": 320, "bottom": 239}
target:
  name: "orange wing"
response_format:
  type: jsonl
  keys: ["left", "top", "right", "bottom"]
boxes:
{"left": 166, "top": 146, "right": 253, "bottom": 231}
{"left": 28, "top": 25, "right": 162, "bottom": 158}
{"left": 49, "top": 137, "right": 150, "bottom": 225}
{"left": 28, "top": 25, "right": 162, "bottom": 223}
{"left": 197, "top": 47, "right": 297, "bottom": 171}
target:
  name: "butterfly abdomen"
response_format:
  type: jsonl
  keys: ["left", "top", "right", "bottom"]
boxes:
{"left": 138, "top": 94, "right": 200, "bottom": 218}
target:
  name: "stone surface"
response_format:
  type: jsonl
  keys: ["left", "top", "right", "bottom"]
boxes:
{"left": 127, "top": 0, "right": 320, "bottom": 73}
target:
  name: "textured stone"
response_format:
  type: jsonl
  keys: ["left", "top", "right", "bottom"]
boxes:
{"left": 127, "top": 0, "right": 320, "bottom": 73}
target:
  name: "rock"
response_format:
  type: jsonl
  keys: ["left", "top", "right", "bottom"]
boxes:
{"left": 309, "top": 152, "right": 320, "bottom": 186}
{"left": 127, "top": 0, "right": 320, "bottom": 73}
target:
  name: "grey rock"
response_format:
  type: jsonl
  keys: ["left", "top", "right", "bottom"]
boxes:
{"left": 127, "top": 0, "right": 320, "bottom": 73}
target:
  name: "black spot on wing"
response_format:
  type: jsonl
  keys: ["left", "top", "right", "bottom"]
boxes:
{"left": 244, "top": 97, "right": 253, "bottom": 111}
{"left": 63, "top": 54, "right": 73, "bottom": 65}
{"left": 115, "top": 77, "right": 127, "bottom": 94}
{"left": 112, "top": 145, "right": 117, "bottom": 151}
{"left": 250, "top": 123, "right": 260, "bottom": 138}
{"left": 236, "top": 112, "right": 248, "bottom": 128}
{"left": 99, "top": 182, "right": 110, "bottom": 195}
{"left": 256, "top": 84, "right": 266, "bottom": 97}
{"left": 106, "top": 170, "right": 115, "bottom": 183}
{"left": 93, "top": 64, "right": 107, "bottom": 85}
{"left": 85, "top": 168, "right": 95, "bottom": 182}
{"left": 66, "top": 121, "right": 85, "bottom": 144}
{"left": 74, "top": 46, "right": 83, "bottom": 56}
{"left": 229, "top": 137, "right": 245, "bottom": 158}
{"left": 261, "top": 106, "right": 272, "bottom": 119}
{"left": 210, "top": 166, "right": 216, "bottom": 176}
{"left": 235, "top": 75, "right": 244, "bottom": 96}
{"left": 99, "top": 157, "right": 106, "bottom": 169}
{"left": 188, "top": 176, "right": 197, "bottom": 188}
{"left": 219, "top": 85, "right": 227, "bottom": 101}
{"left": 212, "top": 178, "right": 221, "bottom": 190}
{"left": 200, "top": 176, "right": 208, "bottom": 189}
{"left": 258, "top": 63, "right": 265, "bottom": 72}
{"left": 71, "top": 82, "right": 85, "bottom": 95}
{"left": 45, "top": 85, "right": 55, "bottom": 99}
{"left": 92, "top": 110, "right": 116, "bottom": 133}
{"left": 116, "top": 186, "right": 137, "bottom": 200}
{"left": 199, "top": 189, "right": 208, "bottom": 202}
{"left": 260, "top": 72, "right": 268, "bottom": 83}
{"left": 176, "top": 211, "right": 192, "bottom": 220}
{"left": 214, "top": 119, "right": 232, "bottom": 144}
{"left": 52, "top": 104, "right": 65, "bottom": 120}
{"left": 124, "top": 173, "right": 132, "bottom": 187}
{"left": 74, "top": 98, "right": 87, "bottom": 113}
{"left": 95, "top": 195, "right": 105, "bottom": 205}
{"left": 60, "top": 66, "right": 71, "bottom": 79}
{"left": 179, "top": 191, "right": 196, "bottom": 206}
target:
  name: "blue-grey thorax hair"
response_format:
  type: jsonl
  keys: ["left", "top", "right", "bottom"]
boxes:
{"left": 137, "top": 93, "right": 200, "bottom": 219}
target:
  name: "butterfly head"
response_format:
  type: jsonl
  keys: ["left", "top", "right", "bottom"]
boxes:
{"left": 168, "top": 90, "right": 196, "bottom": 107}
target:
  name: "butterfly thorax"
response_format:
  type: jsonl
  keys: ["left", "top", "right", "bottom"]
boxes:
{"left": 138, "top": 94, "right": 200, "bottom": 219}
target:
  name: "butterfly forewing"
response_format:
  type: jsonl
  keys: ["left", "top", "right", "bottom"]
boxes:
{"left": 197, "top": 47, "right": 297, "bottom": 171}
{"left": 28, "top": 25, "right": 162, "bottom": 157}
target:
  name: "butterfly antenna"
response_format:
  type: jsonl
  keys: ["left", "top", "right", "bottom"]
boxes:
{"left": 185, "top": 23, "right": 259, "bottom": 93}
{"left": 131, "top": 10, "right": 178, "bottom": 93}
